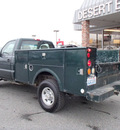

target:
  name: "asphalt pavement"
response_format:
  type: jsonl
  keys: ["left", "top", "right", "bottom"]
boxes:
{"left": 0, "top": 81, "right": 120, "bottom": 130}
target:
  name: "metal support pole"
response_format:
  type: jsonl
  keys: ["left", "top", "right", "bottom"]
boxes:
{"left": 53, "top": 30, "right": 59, "bottom": 46}
{"left": 102, "top": 30, "right": 104, "bottom": 49}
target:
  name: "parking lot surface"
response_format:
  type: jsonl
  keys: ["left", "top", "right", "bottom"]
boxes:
{"left": 0, "top": 81, "right": 120, "bottom": 130}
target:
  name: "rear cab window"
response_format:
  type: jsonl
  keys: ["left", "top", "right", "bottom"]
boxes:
{"left": 20, "top": 40, "right": 54, "bottom": 50}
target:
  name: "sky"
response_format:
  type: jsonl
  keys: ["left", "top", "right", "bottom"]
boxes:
{"left": 0, "top": 0, "right": 84, "bottom": 47}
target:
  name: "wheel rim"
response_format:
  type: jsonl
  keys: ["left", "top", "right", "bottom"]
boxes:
{"left": 42, "top": 87, "right": 55, "bottom": 106}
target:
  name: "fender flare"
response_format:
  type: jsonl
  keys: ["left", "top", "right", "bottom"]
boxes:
{"left": 32, "top": 68, "right": 63, "bottom": 91}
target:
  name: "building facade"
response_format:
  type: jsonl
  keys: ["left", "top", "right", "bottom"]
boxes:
{"left": 73, "top": 0, "right": 120, "bottom": 49}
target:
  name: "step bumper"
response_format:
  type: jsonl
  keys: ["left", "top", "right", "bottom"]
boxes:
{"left": 86, "top": 81, "right": 120, "bottom": 102}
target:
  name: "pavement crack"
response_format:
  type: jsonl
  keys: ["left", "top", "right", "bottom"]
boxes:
{"left": 86, "top": 124, "right": 100, "bottom": 130}
{"left": 21, "top": 111, "right": 46, "bottom": 121}
{"left": 88, "top": 107, "right": 111, "bottom": 115}
{"left": 87, "top": 106, "right": 120, "bottom": 121}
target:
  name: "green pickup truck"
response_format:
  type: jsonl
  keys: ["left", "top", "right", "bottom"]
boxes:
{"left": 0, "top": 38, "right": 120, "bottom": 112}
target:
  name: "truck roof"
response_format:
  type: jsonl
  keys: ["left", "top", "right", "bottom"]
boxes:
{"left": 17, "top": 38, "right": 53, "bottom": 43}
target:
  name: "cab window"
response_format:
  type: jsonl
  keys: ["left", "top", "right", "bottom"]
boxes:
{"left": 20, "top": 40, "right": 54, "bottom": 50}
{"left": 38, "top": 41, "right": 55, "bottom": 49}
{"left": 20, "top": 41, "right": 38, "bottom": 50}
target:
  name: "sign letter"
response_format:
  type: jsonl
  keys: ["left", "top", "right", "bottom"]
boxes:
{"left": 88, "top": 8, "right": 93, "bottom": 18}
{"left": 83, "top": 10, "right": 88, "bottom": 19}
{"left": 99, "top": 4, "right": 105, "bottom": 15}
{"left": 106, "top": 1, "right": 112, "bottom": 13}
{"left": 94, "top": 6, "right": 99, "bottom": 16}
{"left": 115, "top": 0, "right": 120, "bottom": 10}
{"left": 78, "top": 11, "right": 83, "bottom": 20}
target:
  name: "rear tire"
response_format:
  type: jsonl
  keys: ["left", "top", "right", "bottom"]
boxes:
{"left": 37, "top": 79, "right": 65, "bottom": 112}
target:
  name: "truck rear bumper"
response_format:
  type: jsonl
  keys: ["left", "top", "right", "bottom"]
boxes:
{"left": 86, "top": 81, "right": 120, "bottom": 102}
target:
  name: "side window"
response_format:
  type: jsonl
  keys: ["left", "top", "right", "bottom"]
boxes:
{"left": 1, "top": 41, "right": 16, "bottom": 56}
{"left": 38, "top": 41, "right": 54, "bottom": 49}
{"left": 40, "top": 44, "right": 49, "bottom": 49}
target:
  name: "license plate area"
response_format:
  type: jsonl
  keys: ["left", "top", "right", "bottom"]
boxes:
{"left": 87, "top": 76, "right": 96, "bottom": 86}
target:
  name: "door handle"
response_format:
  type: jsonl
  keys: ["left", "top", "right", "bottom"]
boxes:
{"left": 42, "top": 53, "right": 46, "bottom": 59}
{"left": 29, "top": 64, "right": 34, "bottom": 71}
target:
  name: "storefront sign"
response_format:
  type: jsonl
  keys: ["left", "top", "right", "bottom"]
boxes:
{"left": 78, "top": 0, "right": 120, "bottom": 20}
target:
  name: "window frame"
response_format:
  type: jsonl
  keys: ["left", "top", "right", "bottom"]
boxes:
{"left": 1, "top": 40, "right": 16, "bottom": 56}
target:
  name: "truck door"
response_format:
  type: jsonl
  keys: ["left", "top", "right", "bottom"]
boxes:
{"left": 0, "top": 40, "right": 16, "bottom": 80}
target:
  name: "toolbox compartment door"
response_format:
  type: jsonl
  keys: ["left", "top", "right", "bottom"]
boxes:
{"left": 15, "top": 51, "right": 29, "bottom": 83}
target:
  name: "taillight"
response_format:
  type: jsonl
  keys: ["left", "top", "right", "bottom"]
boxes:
{"left": 87, "top": 48, "right": 91, "bottom": 53}
{"left": 92, "top": 68, "right": 95, "bottom": 74}
{"left": 87, "top": 68, "right": 91, "bottom": 75}
{"left": 87, "top": 48, "right": 92, "bottom": 75}
{"left": 87, "top": 53, "right": 90, "bottom": 58}
{"left": 88, "top": 60, "right": 91, "bottom": 67}
{"left": 86, "top": 48, "right": 96, "bottom": 86}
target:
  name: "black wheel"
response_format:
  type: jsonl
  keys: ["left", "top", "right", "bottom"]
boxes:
{"left": 37, "top": 79, "right": 65, "bottom": 113}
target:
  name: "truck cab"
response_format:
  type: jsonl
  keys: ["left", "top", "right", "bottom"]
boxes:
{"left": 0, "top": 38, "right": 54, "bottom": 81}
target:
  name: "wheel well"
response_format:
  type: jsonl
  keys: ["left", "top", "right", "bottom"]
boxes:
{"left": 34, "top": 72, "right": 56, "bottom": 87}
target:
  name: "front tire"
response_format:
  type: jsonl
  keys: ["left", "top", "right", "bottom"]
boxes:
{"left": 37, "top": 79, "right": 65, "bottom": 113}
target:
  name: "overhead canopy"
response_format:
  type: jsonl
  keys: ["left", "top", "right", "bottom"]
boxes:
{"left": 73, "top": 0, "right": 120, "bottom": 31}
